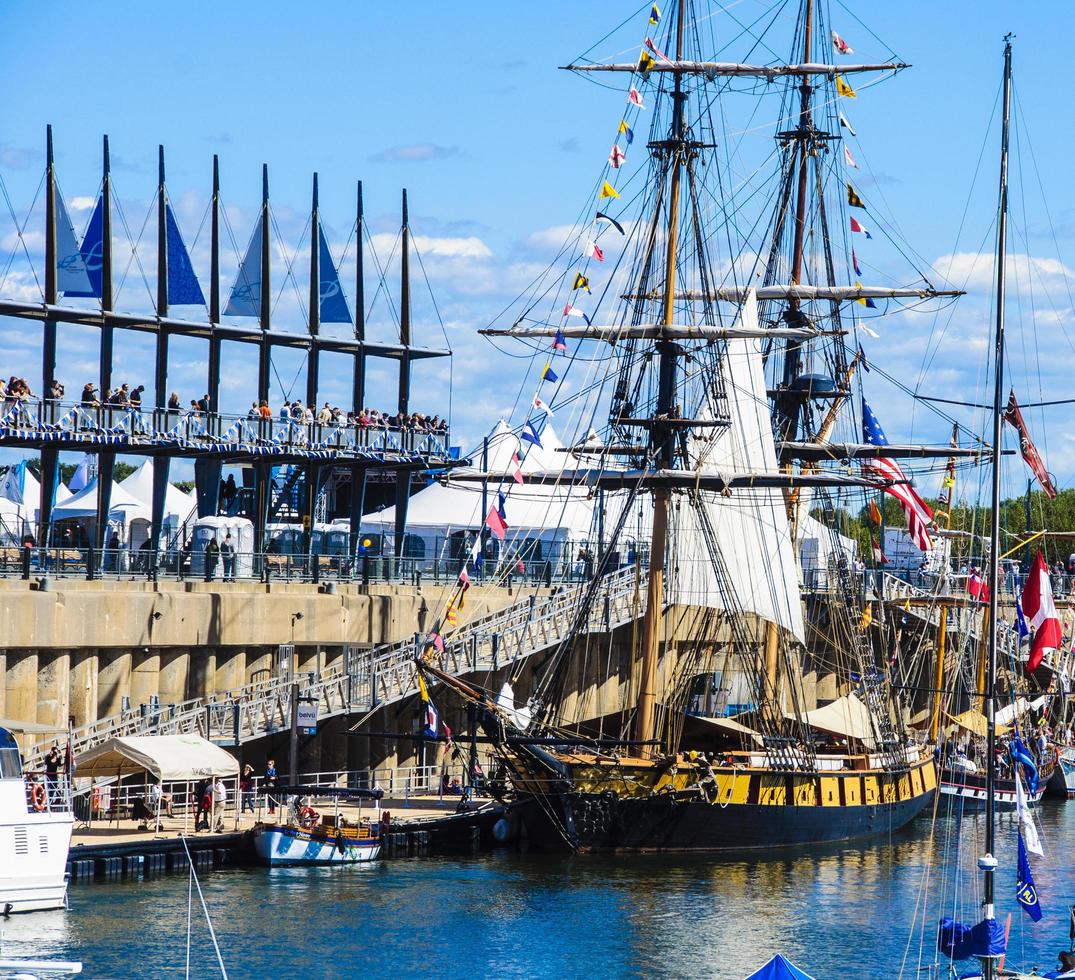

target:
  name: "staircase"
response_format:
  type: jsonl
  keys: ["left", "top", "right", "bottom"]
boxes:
{"left": 25, "top": 566, "right": 646, "bottom": 769}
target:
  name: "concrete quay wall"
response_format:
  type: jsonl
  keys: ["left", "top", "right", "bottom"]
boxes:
{"left": 0, "top": 579, "right": 530, "bottom": 741}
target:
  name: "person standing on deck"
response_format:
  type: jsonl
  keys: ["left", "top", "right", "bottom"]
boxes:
{"left": 264, "top": 759, "right": 278, "bottom": 814}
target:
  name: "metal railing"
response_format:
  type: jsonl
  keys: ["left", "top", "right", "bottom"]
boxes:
{"left": 0, "top": 397, "right": 451, "bottom": 460}
{"left": 22, "top": 566, "right": 648, "bottom": 771}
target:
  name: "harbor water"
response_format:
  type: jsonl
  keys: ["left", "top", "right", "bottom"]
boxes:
{"left": 6, "top": 800, "right": 1075, "bottom": 979}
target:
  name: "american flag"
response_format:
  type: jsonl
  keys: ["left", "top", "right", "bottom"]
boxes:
{"left": 862, "top": 400, "right": 934, "bottom": 551}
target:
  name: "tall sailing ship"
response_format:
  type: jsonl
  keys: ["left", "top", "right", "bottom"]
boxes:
{"left": 420, "top": 0, "right": 970, "bottom": 851}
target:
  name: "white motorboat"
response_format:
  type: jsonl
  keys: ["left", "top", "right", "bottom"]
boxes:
{"left": 0, "top": 728, "right": 74, "bottom": 913}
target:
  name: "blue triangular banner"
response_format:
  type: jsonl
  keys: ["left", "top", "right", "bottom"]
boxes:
{"left": 56, "top": 193, "right": 93, "bottom": 295}
{"left": 165, "top": 203, "right": 205, "bottom": 306}
{"left": 224, "top": 219, "right": 263, "bottom": 317}
{"left": 63, "top": 195, "right": 103, "bottom": 298}
{"left": 318, "top": 226, "right": 352, "bottom": 324}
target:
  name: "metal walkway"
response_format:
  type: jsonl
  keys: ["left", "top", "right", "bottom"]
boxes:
{"left": 26, "top": 566, "right": 646, "bottom": 769}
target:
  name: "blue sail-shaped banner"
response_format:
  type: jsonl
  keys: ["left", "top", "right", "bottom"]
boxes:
{"left": 63, "top": 196, "right": 103, "bottom": 298}
{"left": 56, "top": 194, "right": 93, "bottom": 295}
{"left": 165, "top": 203, "right": 205, "bottom": 306}
{"left": 318, "top": 226, "right": 352, "bottom": 324}
{"left": 224, "top": 220, "right": 263, "bottom": 317}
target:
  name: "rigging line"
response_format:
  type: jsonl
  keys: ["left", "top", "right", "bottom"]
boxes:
{"left": 268, "top": 207, "right": 310, "bottom": 329}
{"left": 185, "top": 196, "right": 214, "bottom": 318}
{"left": 112, "top": 186, "right": 157, "bottom": 310}
{"left": 363, "top": 225, "right": 401, "bottom": 336}
{"left": 0, "top": 170, "right": 45, "bottom": 299}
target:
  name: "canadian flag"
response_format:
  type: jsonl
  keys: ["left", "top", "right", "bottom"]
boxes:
{"left": 1023, "top": 551, "right": 1062, "bottom": 671}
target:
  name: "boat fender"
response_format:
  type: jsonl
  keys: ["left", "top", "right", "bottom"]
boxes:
{"left": 335, "top": 833, "right": 346, "bottom": 855}
{"left": 380, "top": 811, "right": 392, "bottom": 829}
{"left": 30, "top": 782, "right": 46, "bottom": 811}
{"left": 298, "top": 805, "right": 318, "bottom": 829}
{"left": 492, "top": 817, "right": 512, "bottom": 843}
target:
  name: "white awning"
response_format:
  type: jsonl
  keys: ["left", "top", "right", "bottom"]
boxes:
{"left": 689, "top": 715, "right": 763, "bottom": 745}
{"left": 795, "top": 693, "right": 878, "bottom": 749}
{"left": 74, "top": 734, "right": 239, "bottom": 781}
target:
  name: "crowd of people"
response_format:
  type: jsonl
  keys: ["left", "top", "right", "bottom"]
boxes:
{"left": 245, "top": 399, "right": 447, "bottom": 433}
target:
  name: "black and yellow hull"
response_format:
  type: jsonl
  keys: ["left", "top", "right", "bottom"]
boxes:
{"left": 512, "top": 754, "right": 937, "bottom": 852}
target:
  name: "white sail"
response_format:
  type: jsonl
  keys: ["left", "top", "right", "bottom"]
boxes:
{"left": 665, "top": 290, "right": 806, "bottom": 644}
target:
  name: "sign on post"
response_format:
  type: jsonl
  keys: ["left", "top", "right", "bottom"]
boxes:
{"left": 296, "top": 699, "right": 318, "bottom": 735}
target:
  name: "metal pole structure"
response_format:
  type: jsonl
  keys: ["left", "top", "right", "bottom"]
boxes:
{"left": 195, "top": 156, "right": 224, "bottom": 523}
{"left": 981, "top": 36, "right": 1013, "bottom": 980}
{"left": 95, "top": 135, "right": 115, "bottom": 554}
{"left": 303, "top": 173, "right": 321, "bottom": 562}
{"left": 254, "top": 164, "right": 271, "bottom": 556}
{"left": 39, "top": 125, "right": 59, "bottom": 547}
{"left": 393, "top": 189, "right": 412, "bottom": 558}
{"left": 151, "top": 145, "right": 171, "bottom": 560}
{"left": 289, "top": 680, "right": 300, "bottom": 786}
{"left": 348, "top": 181, "right": 366, "bottom": 563}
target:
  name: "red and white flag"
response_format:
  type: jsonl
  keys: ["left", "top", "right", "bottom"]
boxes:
{"left": 628, "top": 86, "right": 645, "bottom": 109}
{"left": 585, "top": 240, "right": 605, "bottom": 261}
{"left": 609, "top": 144, "right": 626, "bottom": 169}
{"left": 533, "top": 395, "right": 554, "bottom": 416}
{"left": 1023, "top": 551, "right": 1062, "bottom": 671}
{"left": 458, "top": 566, "right": 471, "bottom": 590}
{"left": 849, "top": 216, "right": 872, "bottom": 238}
{"left": 486, "top": 505, "right": 508, "bottom": 541}
{"left": 644, "top": 37, "right": 674, "bottom": 64}
{"left": 871, "top": 538, "right": 889, "bottom": 565}
{"left": 831, "top": 30, "right": 854, "bottom": 54}
{"left": 510, "top": 452, "right": 524, "bottom": 484}
{"left": 967, "top": 569, "right": 990, "bottom": 603}
{"left": 844, "top": 146, "right": 859, "bottom": 169}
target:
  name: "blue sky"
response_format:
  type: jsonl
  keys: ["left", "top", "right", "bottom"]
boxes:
{"left": 1, "top": 1, "right": 1075, "bottom": 496}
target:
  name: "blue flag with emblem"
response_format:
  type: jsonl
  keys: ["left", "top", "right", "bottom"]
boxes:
{"left": 224, "top": 220, "right": 264, "bottom": 317}
{"left": 56, "top": 193, "right": 93, "bottom": 296}
{"left": 1015, "top": 587, "right": 1030, "bottom": 640}
{"left": 63, "top": 195, "right": 103, "bottom": 298}
{"left": 165, "top": 203, "right": 205, "bottom": 306}
{"left": 1017, "top": 833, "right": 1043, "bottom": 921}
{"left": 318, "top": 226, "right": 352, "bottom": 324}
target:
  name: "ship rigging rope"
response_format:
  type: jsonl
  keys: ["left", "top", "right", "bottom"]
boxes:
{"left": 0, "top": 169, "right": 45, "bottom": 299}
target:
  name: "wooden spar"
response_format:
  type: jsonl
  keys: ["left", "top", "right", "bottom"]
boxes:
{"left": 481, "top": 323, "right": 827, "bottom": 341}
{"left": 622, "top": 285, "right": 965, "bottom": 302}
{"left": 634, "top": 0, "right": 686, "bottom": 756}
{"left": 564, "top": 60, "right": 908, "bottom": 77}
{"left": 929, "top": 602, "right": 948, "bottom": 745}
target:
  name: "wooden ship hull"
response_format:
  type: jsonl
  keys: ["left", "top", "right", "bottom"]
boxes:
{"left": 508, "top": 749, "right": 937, "bottom": 852}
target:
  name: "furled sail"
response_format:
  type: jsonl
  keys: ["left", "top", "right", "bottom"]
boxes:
{"left": 665, "top": 290, "right": 806, "bottom": 644}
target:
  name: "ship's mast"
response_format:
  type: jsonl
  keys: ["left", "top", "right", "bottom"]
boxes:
{"left": 980, "top": 35, "right": 1012, "bottom": 980}
{"left": 633, "top": 0, "right": 688, "bottom": 753}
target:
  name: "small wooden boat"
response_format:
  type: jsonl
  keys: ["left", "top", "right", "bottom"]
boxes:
{"left": 252, "top": 785, "right": 382, "bottom": 867}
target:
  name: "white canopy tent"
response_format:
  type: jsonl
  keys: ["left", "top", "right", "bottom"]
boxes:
{"left": 75, "top": 734, "right": 239, "bottom": 780}
{"left": 118, "top": 460, "right": 197, "bottom": 521}
{"left": 795, "top": 693, "right": 879, "bottom": 750}
{"left": 361, "top": 420, "right": 644, "bottom": 569}
{"left": 51, "top": 475, "right": 150, "bottom": 546}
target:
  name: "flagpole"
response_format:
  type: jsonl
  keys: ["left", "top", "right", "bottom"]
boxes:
{"left": 981, "top": 36, "right": 1013, "bottom": 980}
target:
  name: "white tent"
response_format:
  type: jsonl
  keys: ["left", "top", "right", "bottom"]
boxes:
{"left": 796, "top": 693, "right": 879, "bottom": 750}
{"left": 361, "top": 420, "right": 640, "bottom": 567}
{"left": 74, "top": 733, "right": 239, "bottom": 781}
{"left": 118, "top": 459, "right": 196, "bottom": 521}
{"left": 52, "top": 475, "right": 148, "bottom": 521}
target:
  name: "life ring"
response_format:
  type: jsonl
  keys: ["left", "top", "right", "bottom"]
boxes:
{"left": 298, "top": 805, "right": 318, "bottom": 829}
{"left": 31, "top": 783, "right": 46, "bottom": 812}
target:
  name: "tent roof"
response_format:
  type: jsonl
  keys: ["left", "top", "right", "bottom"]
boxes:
{"left": 53, "top": 475, "right": 149, "bottom": 521}
{"left": 946, "top": 710, "right": 1010, "bottom": 738}
{"left": 689, "top": 715, "right": 763, "bottom": 745}
{"left": 0, "top": 718, "right": 69, "bottom": 735}
{"left": 742, "top": 955, "right": 817, "bottom": 980}
{"left": 74, "top": 734, "right": 239, "bottom": 780}
{"left": 118, "top": 460, "right": 196, "bottom": 520}
{"left": 796, "top": 693, "right": 878, "bottom": 749}
{"left": 363, "top": 419, "right": 605, "bottom": 538}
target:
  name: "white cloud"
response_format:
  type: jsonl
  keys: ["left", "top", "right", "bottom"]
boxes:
{"left": 68, "top": 196, "right": 95, "bottom": 212}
